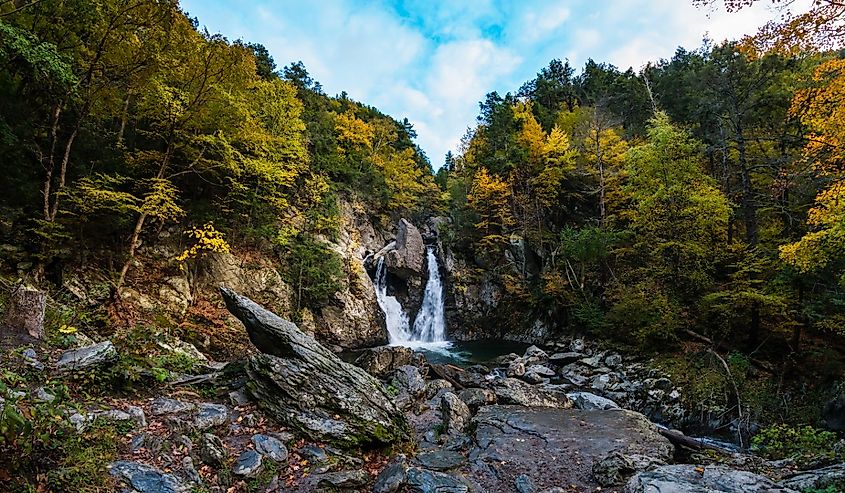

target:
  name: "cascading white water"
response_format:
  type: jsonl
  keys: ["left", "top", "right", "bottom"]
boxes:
{"left": 374, "top": 257, "right": 412, "bottom": 343}
{"left": 411, "top": 246, "right": 448, "bottom": 342}
{"left": 373, "top": 245, "right": 449, "bottom": 348}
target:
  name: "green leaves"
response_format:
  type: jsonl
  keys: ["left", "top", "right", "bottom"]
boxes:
{"left": 0, "top": 20, "right": 76, "bottom": 91}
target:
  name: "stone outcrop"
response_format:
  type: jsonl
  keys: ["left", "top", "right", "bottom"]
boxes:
{"left": 624, "top": 465, "right": 797, "bottom": 493}
{"left": 468, "top": 406, "right": 674, "bottom": 492}
{"left": 381, "top": 218, "right": 425, "bottom": 280}
{"left": 221, "top": 287, "right": 409, "bottom": 447}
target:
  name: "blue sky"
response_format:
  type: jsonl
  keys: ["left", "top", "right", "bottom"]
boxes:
{"left": 181, "top": 0, "right": 794, "bottom": 167}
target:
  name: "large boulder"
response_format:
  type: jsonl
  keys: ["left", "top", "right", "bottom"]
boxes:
{"left": 55, "top": 341, "right": 118, "bottom": 371}
{"left": 383, "top": 219, "right": 425, "bottom": 280}
{"left": 220, "top": 288, "right": 409, "bottom": 447}
{"left": 492, "top": 378, "right": 572, "bottom": 408}
{"left": 467, "top": 406, "right": 673, "bottom": 491}
{"left": 355, "top": 345, "right": 423, "bottom": 378}
{"left": 779, "top": 463, "right": 845, "bottom": 492}
{"left": 624, "top": 465, "right": 797, "bottom": 493}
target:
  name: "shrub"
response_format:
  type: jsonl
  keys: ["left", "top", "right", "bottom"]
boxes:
{"left": 752, "top": 424, "right": 842, "bottom": 467}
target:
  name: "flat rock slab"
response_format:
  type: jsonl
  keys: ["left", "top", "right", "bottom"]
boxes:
{"left": 465, "top": 406, "right": 673, "bottom": 492}
{"left": 109, "top": 460, "right": 188, "bottom": 493}
{"left": 415, "top": 450, "right": 468, "bottom": 471}
{"left": 625, "top": 465, "right": 798, "bottom": 493}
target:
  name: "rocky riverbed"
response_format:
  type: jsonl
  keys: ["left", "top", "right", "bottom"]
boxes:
{"left": 4, "top": 289, "right": 844, "bottom": 492}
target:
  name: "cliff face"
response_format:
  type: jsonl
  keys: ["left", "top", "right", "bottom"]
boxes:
{"left": 308, "top": 200, "right": 388, "bottom": 349}
{"left": 439, "top": 232, "right": 558, "bottom": 344}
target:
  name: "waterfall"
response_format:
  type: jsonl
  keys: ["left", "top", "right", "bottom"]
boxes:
{"left": 374, "top": 257, "right": 412, "bottom": 343}
{"left": 411, "top": 246, "right": 448, "bottom": 342}
{"left": 373, "top": 245, "right": 448, "bottom": 346}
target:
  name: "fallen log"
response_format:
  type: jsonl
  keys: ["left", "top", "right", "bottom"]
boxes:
{"left": 658, "top": 428, "right": 736, "bottom": 455}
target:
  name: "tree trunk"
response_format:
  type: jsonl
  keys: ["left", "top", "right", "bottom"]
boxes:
{"left": 3, "top": 285, "right": 46, "bottom": 340}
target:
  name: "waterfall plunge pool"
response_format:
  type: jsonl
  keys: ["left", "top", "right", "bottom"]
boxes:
{"left": 341, "top": 339, "right": 534, "bottom": 367}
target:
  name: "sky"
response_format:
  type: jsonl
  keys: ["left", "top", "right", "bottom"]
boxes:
{"left": 181, "top": 0, "right": 796, "bottom": 168}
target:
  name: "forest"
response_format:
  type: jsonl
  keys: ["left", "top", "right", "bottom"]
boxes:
{"left": 0, "top": 0, "right": 844, "bottom": 492}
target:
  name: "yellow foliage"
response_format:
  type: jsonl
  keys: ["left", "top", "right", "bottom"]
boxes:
{"left": 335, "top": 111, "right": 374, "bottom": 153}
{"left": 468, "top": 167, "right": 515, "bottom": 248}
{"left": 780, "top": 59, "right": 845, "bottom": 273}
{"left": 176, "top": 222, "right": 231, "bottom": 264}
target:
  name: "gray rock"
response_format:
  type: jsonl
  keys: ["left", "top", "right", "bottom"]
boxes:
{"left": 567, "top": 391, "right": 620, "bottom": 410}
{"left": 515, "top": 473, "right": 537, "bottom": 493}
{"left": 198, "top": 433, "right": 227, "bottom": 467}
{"left": 98, "top": 409, "right": 132, "bottom": 422}
{"left": 298, "top": 445, "right": 329, "bottom": 463}
{"left": 625, "top": 465, "right": 797, "bottom": 492}
{"left": 570, "top": 339, "right": 586, "bottom": 352}
{"left": 233, "top": 449, "right": 262, "bottom": 477}
{"left": 374, "top": 454, "right": 408, "bottom": 493}
{"left": 33, "top": 386, "right": 55, "bottom": 403}
{"left": 109, "top": 460, "right": 188, "bottom": 493}
{"left": 440, "top": 392, "right": 471, "bottom": 434}
{"left": 181, "top": 456, "right": 201, "bottom": 484}
{"left": 355, "top": 345, "right": 422, "bottom": 378}
{"left": 548, "top": 352, "right": 584, "bottom": 365}
{"left": 69, "top": 412, "right": 94, "bottom": 432}
{"left": 779, "top": 462, "right": 845, "bottom": 491}
{"left": 383, "top": 218, "right": 426, "bottom": 279}
{"left": 471, "top": 406, "right": 673, "bottom": 492}
{"left": 394, "top": 365, "right": 426, "bottom": 397}
{"left": 128, "top": 405, "right": 147, "bottom": 428}
{"left": 415, "top": 450, "right": 467, "bottom": 471}
{"left": 525, "top": 365, "right": 555, "bottom": 377}
{"left": 605, "top": 353, "right": 623, "bottom": 367}
{"left": 458, "top": 388, "right": 496, "bottom": 411}
{"left": 493, "top": 378, "right": 572, "bottom": 408}
{"left": 593, "top": 452, "right": 665, "bottom": 486}
{"left": 406, "top": 467, "right": 469, "bottom": 493}
{"left": 425, "top": 379, "right": 453, "bottom": 398}
{"left": 523, "top": 345, "right": 548, "bottom": 362}
{"left": 221, "top": 287, "right": 409, "bottom": 447}
{"left": 21, "top": 348, "right": 44, "bottom": 370}
{"left": 228, "top": 389, "right": 250, "bottom": 406}
{"left": 55, "top": 341, "right": 117, "bottom": 371}
{"left": 316, "top": 470, "right": 370, "bottom": 488}
{"left": 150, "top": 397, "right": 194, "bottom": 416}
{"left": 252, "top": 434, "right": 288, "bottom": 462}
{"left": 522, "top": 371, "right": 547, "bottom": 384}
{"left": 507, "top": 360, "right": 526, "bottom": 378}
{"left": 194, "top": 403, "right": 228, "bottom": 430}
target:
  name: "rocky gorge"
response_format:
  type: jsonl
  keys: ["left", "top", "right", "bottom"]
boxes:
{"left": 4, "top": 280, "right": 843, "bottom": 492}
{"left": 2, "top": 207, "right": 844, "bottom": 492}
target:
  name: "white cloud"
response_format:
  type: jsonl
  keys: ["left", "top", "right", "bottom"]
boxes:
{"left": 181, "top": 0, "right": 814, "bottom": 169}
